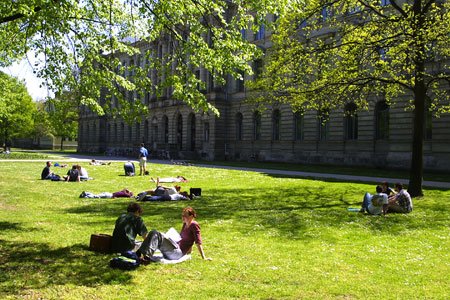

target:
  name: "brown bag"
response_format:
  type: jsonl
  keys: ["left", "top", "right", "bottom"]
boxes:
{"left": 89, "top": 234, "right": 112, "bottom": 253}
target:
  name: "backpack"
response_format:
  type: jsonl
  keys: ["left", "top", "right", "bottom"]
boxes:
{"left": 109, "top": 251, "right": 140, "bottom": 270}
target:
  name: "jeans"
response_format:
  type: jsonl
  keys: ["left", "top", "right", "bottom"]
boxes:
{"left": 139, "top": 230, "right": 183, "bottom": 260}
{"left": 362, "top": 192, "right": 372, "bottom": 212}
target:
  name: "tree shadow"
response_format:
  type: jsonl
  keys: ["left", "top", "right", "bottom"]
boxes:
{"left": 0, "top": 239, "right": 136, "bottom": 296}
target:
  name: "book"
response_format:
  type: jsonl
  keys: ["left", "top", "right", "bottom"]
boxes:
{"left": 165, "top": 227, "right": 181, "bottom": 243}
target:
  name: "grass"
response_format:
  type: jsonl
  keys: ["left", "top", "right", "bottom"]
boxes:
{"left": 0, "top": 160, "right": 449, "bottom": 299}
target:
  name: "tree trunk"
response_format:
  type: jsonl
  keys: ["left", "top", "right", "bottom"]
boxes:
{"left": 60, "top": 136, "right": 64, "bottom": 151}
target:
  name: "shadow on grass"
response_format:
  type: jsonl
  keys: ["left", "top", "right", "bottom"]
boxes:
{"left": 0, "top": 239, "right": 136, "bottom": 296}
{"left": 63, "top": 183, "right": 448, "bottom": 242}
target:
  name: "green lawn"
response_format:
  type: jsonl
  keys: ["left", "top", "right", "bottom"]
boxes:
{"left": 0, "top": 160, "right": 448, "bottom": 299}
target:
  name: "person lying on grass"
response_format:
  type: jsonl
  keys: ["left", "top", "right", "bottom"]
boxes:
{"left": 137, "top": 179, "right": 190, "bottom": 201}
{"left": 150, "top": 176, "right": 188, "bottom": 183}
{"left": 137, "top": 206, "right": 211, "bottom": 262}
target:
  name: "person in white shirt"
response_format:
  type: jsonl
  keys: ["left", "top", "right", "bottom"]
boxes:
{"left": 360, "top": 185, "right": 389, "bottom": 215}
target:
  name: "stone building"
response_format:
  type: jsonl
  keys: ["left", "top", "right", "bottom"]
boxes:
{"left": 78, "top": 12, "right": 450, "bottom": 172}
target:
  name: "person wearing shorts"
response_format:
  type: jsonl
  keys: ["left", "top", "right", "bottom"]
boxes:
{"left": 138, "top": 143, "right": 149, "bottom": 176}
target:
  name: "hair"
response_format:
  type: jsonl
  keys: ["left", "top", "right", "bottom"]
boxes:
{"left": 394, "top": 183, "right": 403, "bottom": 190}
{"left": 140, "top": 143, "right": 145, "bottom": 147}
{"left": 376, "top": 185, "right": 383, "bottom": 193}
{"left": 174, "top": 185, "right": 181, "bottom": 192}
{"left": 127, "top": 202, "right": 143, "bottom": 214}
{"left": 382, "top": 181, "right": 389, "bottom": 187}
{"left": 46, "top": 161, "right": 52, "bottom": 166}
{"left": 72, "top": 165, "right": 78, "bottom": 170}
{"left": 182, "top": 207, "right": 197, "bottom": 218}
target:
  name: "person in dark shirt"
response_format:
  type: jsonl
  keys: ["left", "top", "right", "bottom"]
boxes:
{"left": 41, "top": 161, "right": 53, "bottom": 179}
{"left": 111, "top": 202, "right": 148, "bottom": 253}
{"left": 65, "top": 165, "right": 80, "bottom": 182}
{"left": 138, "top": 207, "right": 211, "bottom": 261}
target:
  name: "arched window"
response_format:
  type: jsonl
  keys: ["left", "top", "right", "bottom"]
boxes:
{"left": 318, "top": 109, "right": 329, "bottom": 141}
{"left": 344, "top": 102, "right": 358, "bottom": 140}
{"left": 177, "top": 114, "right": 183, "bottom": 150}
{"left": 294, "top": 111, "right": 304, "bottom": 141}
{"left": 236, "top": 113, "right": 243, "bottom": 141}
{"left": 144, "top": 120, "right": 149, "bottom": 143}
{"left": 272, "top": 109, "right": 281, "bottom": 140}
{"left": 163, "top": 116, "right": 169, "bottom": 144}
{"left": 121, "top": 123, "right": 125, "bottom": 142}
{"left": 253, "top": 111, "right": 261, "bottom": 140}
{"left": 424, "top": 97, "right": 432, "bottom": 140}
{"left": 135, "top": 122, "right": 141, "bottom": 143}
{"left": 375, "top": 101, "right": 389, "bottom": 140}
{"left": 189, "top": 114, "right": 196, "bottom": 151}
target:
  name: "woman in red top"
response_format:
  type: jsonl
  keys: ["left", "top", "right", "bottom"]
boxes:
{"left": 138, "top": 207, "right": 211, "bottom": 261}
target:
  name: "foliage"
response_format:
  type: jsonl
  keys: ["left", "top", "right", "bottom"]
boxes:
{"left": 0, "top": 0, "right": 285, "bottom": 119}
{"left": 0, "top": 71, "right": 36, "bottom": 145}
{"left": 0, "top": 159, "right": 449, "bottom": 299}
{"left": 47, "top": 92, "right": 79, "bottom": 149}
{"left": 32, "top": 100, "right": 53, "bottom": 141}
{"left": 252, "top": 0, "right": 450, "bottom": 196}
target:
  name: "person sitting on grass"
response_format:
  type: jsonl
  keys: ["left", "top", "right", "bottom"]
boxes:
{"left": 76, "top": 164, "right": 90, "bottom": 180}
{"left": 387, "top": 183, "right": 413, "bottom": 213}
{"left": 137, "top": 207, "right": 211, "bottom": 262}
{"left": 381, "top": 181, "right": 396, "bottom": 196}
{"left": 111, "top": 202, "right": 148, "bottom": 254}
{"left": 41, "top": 161, "right": 60, "bottom": 180}
{"left": 64, "top": 165, "right": 80, "bottom": 182}
{"left": 360, "top": 185, "right": 388, "bottom": 215}
{"left": 124, "top": 161, "right": 135, "bottom": 176}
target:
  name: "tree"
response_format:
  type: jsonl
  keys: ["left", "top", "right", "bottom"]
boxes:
{"left": 32, "top": 100, "right": 53, "bottom": 146}
{"left": 0, "top": 71, "right": 36, "bottom": 149}
{"left": 0, "top": 0, "right": 282, "bottom": 120}
{"left": 254, "top": 0, "right": 450, "bottom": 197}
{"left": 47, "top": 93, "right": 79, "bottom": 150}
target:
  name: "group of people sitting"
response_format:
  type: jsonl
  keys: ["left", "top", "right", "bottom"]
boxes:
{"left": 360, "top": 182, "right": 413, "bottom": 215}
{"left": 111, "top": 203, "right": 211, "bottom": 263}
{"left": 41, "top": 161, "right": 91, "bottom": 182}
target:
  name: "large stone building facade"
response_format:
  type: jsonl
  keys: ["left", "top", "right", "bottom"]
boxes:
{"left": 77, "top": 14, "right": 450, "bottom": 172}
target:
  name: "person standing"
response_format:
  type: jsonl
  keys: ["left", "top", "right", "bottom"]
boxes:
{"left": 138, "top": 143, "right": 149, "bottom": 176}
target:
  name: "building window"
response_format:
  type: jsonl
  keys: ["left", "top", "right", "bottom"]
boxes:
{"left": 253, "top": 111, "right": 261, "bottom": 140}
{"left": 177, "top": 114, "right": 183, "bottom": 150}
{"left": 144, "top": 120, "right": 149, "bottom": 143}
{"left": 254, "top": 59, "right": 263, "bottom": 79}
{"left": 381, "top": 0, "right": 390, "bottom": 6}
{"left": 121, "top": 123, "right": 125, "bottom": 142}
{"left": 254, "top": 24, "right": 265, "bottom": 40}
{"left": 114, "top": 123, "right": 118, "bottom": 142}
{"left": 236, "top": 113, "right": 243, "bottom": 141}
{"left": 189, "top": 114, "right": 196, "bottom": 151}
{"left": 135, "top": 122, "right": 141, "bottom": 143}
{"left": 425, "top": 98, "right": 432, "bottom": 140}
{"left": 240, "top": 28, "right": 247, "bottom": 40}
{"left": 344, "top": 102, "right": 358, "bottom": 140}
{"left": 294, "top": 112, "right": 304, "bottom": 141}
{"left": 163, "top": 116, "right": 169, "bottom": 144}
{"left": 272, "top": 109, "right": 281, "bottom": 141}
{"left": 204, "top": 122, "right": 210, "bottom": 142}
{"left": 318, "top": 109, "right": 329, "bottom": 141}
{"left": 375, "top": 101, "right": 390, "bottom": 140}
{"left": 237, "top": 70, "right": 245, "bottom": 92}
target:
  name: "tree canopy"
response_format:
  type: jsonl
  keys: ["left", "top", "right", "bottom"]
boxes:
{"left": 0, "top": 0, "right": 283, "bottom": 118}
{"left": 0, "top": 71, "right": 36, "bottom": 147}
{"left": 254, "top": 0, "right": 450, "bottom": 196}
